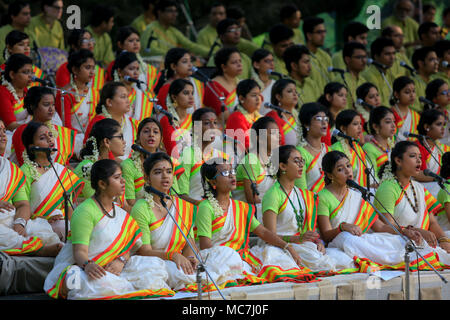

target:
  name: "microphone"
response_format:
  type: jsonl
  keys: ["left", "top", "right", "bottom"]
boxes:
{"left": 191, "top": 66, "right": 212, "bottom": 82}
{"left": 29, "top": 146, "right": 57, "bottom": 154}
{"left": 367, "top": 58, "right": 387, "bottom": 69}
{"left": 442, "top": 61, "right": 449, "bottom": 68}
{"left": 356, "top": 98, "right": 375, "bottom": 110}
{"left": 263, "top": 102, "right": 293, "bottom": 115}
{"left": 327, "top": 66, "right": 345, "bottom": 74}
{"left": 31, "top": 76, "right": 50, "bottom": 86}
{"left": 399, "top": 61, "right": 416, "bottom": 74}
{"left": 423, "top": 169, "right": 447, "bottom": 184}
{"left": 154, "top": 104, "right": 177, "bottom": 121}
{"left": 346, "top": 179, "right": 371, "bottom": 196}
{"left": 144, "top": 185, "right": 171, "bottom": 200}
{"left": 402, "top": 131, "right": 430, "bottom": 141}
{"left": 332, "top": 129, "right": 358, "bottom": 143}
{"left": 267, "top": 69, "right": 284, "bottom": 78}
{"left": 419, "top": 96, "right": 438, "bottom": 109}
{"left": 131, "top": 144, "right": 152, "bottom": 158}
{"left": 124, "top": 76, "right": 146, "bottom": 86}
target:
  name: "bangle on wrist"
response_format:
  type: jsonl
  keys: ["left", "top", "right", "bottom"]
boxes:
{"left": 338, "top": 222, "right": 345, "bottom": 232}
{"left": 118, "top": 256, "right": 127, "bottom": 265}
{"left": 13, "top": 218, "right": 27, "bottom": 228}
{"left": 283, "top": 242, "right": 291, "bottom": 251}
{"left": 81, "top": 260, "right": 93, "bottom": 270}
{"left": 438, "top": 237, "right": 450, "bottom": 243}
{"left": 166, "top": 251, "right": 175, "bottom": 261}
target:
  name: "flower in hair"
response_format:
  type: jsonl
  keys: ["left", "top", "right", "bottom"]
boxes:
{"left": 22, "top": 150, "right": 41, "bottom": 181}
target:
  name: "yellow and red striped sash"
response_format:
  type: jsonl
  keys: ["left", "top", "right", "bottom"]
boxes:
{"left": 91, "top": 211, "right": 142, "bottom": 267}
{"left": 350, "top": 142, "right": 368, "bottom": 187}
{"left": 281, "top": 115, "right": 296, "bottom": 135}
{"left": 306, "top": 147, "right": 329, "bottom": 194}
{"left": 0, "top": 161, "right": 26, "bottom": 202}
{"left": 12, "top": 98, "right": 26, "bottom": 116}
{"left": 376, "top": 152, "right": 389, "bottom": 169}
{"left": 52, "top": 125, "right": 76, "bottom": 165}
{"left": 173, "top": 114, "right": 192, "bottom": 141}
{"left": 353, "top": 199, "right": 378, "bottom": 233}
{"left": 91, "top": 65, "right": 105, "bottom": 91}
{"left": 394, "top": 109, "right": 420, "bottom": 141}
{"left": 2, "top": 237, "right": 43, "bottom": 256}
{"left": 145, "top": 64, "right": 158, "bottom": 92}
{"left": 224, "top": 89, "right": 237, "bottom": 110}
{"left": 32, "top": 167, "right": 84, "bottom": 219}
{"left": 29, "top": 65, "right": 44, "bottom": 87}
{"left": 426, "top": 143, "right": 450, "bottom": 175}
{"left": 330, "top": 190, "right": 348, "bottom": 221}
{"left": 193, "top": 78, "right": 205, "bottom": 107}
{"left": 171, "top": 156, "right": 185, "bottom": 180}
{"left": 71, "top": 87, "right": 99, "bottom": 123}
{"left": 134, "top": 175, "right": 145, "bottom": 192}
{"left": 166, "top": 197, "right": 197, "bottom": 255}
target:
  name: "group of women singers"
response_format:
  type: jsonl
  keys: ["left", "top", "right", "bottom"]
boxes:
{"left": 1, "top": 26, "right": 450, "bottom": 300}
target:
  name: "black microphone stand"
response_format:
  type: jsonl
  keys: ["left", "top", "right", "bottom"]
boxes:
{"left": 46, "top": 152, "right": 75, "bottom": 243}
{"left": 157, "top": 194, "right": 226, "bottom": 300}
{"left": 350, "top": 186, "right": 448, "bottom": 300}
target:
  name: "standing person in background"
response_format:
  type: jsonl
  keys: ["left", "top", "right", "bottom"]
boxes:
{"left": 381, "top": 0, "right": 420, "bottom": 57}
{"left": 0, "top": 1, "right": 36, "bottom": 65}
{"left": 381, "top": 25, "right": 412, "bottom": 79}
{"left": 226, "top": 6, "right": 253, "bottom": 42}
{"left": 418, "top": 22, "right": 441, "bottom": 49}
{"left": 86, "top": 5, "right": 115, "bottom": 68}
{"left": 282, "top": 44, "right": 321, "bottom": 105}
{"left": 28, "top": 0, "right": 65, "bottom": 50}
{"left": 280, "top": 3, "right": 304, "bottom": 45}
{"left": 265, "top": 24, "right": 294, "bottom": 77}
{"left": 55, "top": 28, "right": 105, "bottom": 91}
{"left": 140, "top": 0, "right": 209, "bottom": 59}
{"left": 434, "top": 40, "right": 450, "bottom": 85}
{"left": 361, "top": 37, "right": 396, "bottom": 107}
{"left": 131, "top": 0, "right": 157, "bottom": 35}
{"left": 411, "top": 46, "right": 439, "bottom": 112}
{"left": 302, "top": 16, "right": 332, "bottom": 94}
{"left": 331, "top": 22, "right": 369, "bottom": 71}
{"left": 197, "top": 2, "right": 226, "bottom": 48}
{"left": 422, "top": 4, "right": 436, "bottom": 23}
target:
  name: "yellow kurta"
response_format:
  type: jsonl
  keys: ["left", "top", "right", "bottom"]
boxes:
{"left": 382, "top": 16, "right": 419, "bottom": 58}
{"left": 28, "top": 14, "right": 64, "bottom": 50}
{"left": 308, "top": 47, "right": 332, "bottom": 94}
{"left": 333, "top": 71, "right": 368, "bottom": 109}
{"left": 86, "top": 25, "right": 115, "bottom": 68}
{"left": 293, "top": 77, "right": 321, "bottom": 105}
{"left": 361, "top": 64, "right": 395, "bottom": 107}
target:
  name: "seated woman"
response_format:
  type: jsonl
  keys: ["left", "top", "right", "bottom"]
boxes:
{"left": 0, "top": 54, "right": 33, "bottom": 132}
{"left": 160, "top": 79, "right": 195, "bottom": 158}
{"left": 362, "top": 106, "right": 396, "bottom": 184}
{"left": 84, "top": 82, "right": 139, "bottom": 161}
{"left": 203, "top": 47, "right": 242, "bottom": 124}
{"left": 130, "top": 153, "right": 200, "bottom": 291}
{"left": 121, "top": 117, "right": 184, "bottom": 208}
{"left": 44, "top": 159, "right": 173, "bottom": 300}
{"left": 111, "top": 51, "right": 155, "bottom": 121}
{"left": 0, "top": 119, "right": 62, "bottom": 257}
{"left": 155, "top": 47, "right": 204, "bottom": 113}
{"left": 234, "top": 117, "right": 279, "bottom": 222}
{"left": 225, "top": 79, "right": 262, "bottom": 150}
{"left": 12, "top": 86, "right": 76, "bottom": 166}
{"left": 178, "top": 107, "right": 229, "bottom": 205}
{"left": 197, "top": 157, "right": 311, "bottom": 284}
{"left": 258, "top": 145, "right": 346, "bottom": 273}
{"left": 413, "top": 109, "right": 450, "bottom": 196}
{"left": 331, "top": 109, "right": 372, "bottom": 188}
{"left": 1, "top": 30, "right": 45, "bottom": 88}
{"left": 375, "top": 141, "right": 450, "bottom": 265}
{"left": 106, "top": 26, "right": 159, "bottom": 93}
{"left": 390, "top": 76, "right": 420, "bottom": 142}
{"left": 436, "top": 152, "right": 450, "bottom": 234}
{"left": 73, "top": 118, "right": 125, "bottom": 204}
{"left": 20, "top": 121, "right": 83, "bottom": 241}
{"left": 296, "top": 102, "right": 331, "bottom": 193}
{"left": 265, "top": 78, "right": 299, "bottom": 146}
{"left": 425, "top": 79, "right": 450, "bottom": 145}
{"left": 55, "top": 49, "right": 99, "bottom": 144}
{"left": 317, "top": 150, "right": 423, "bottom": 268}
{"left": 355, "top": 82, "right": 382, "bottom": 126}
{"left": 55, "top": 28, "right": 105, "bottom": 90}
{"left": 251, "top": 49, "right": 275, "bottom": 115}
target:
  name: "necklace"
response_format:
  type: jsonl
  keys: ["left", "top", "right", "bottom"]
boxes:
{"left": 95, "top": 195, "right": 116, "bottom": 218}
{"left": 371, "top": 137, "right": 390, "bottom": 154}
{"left": 306, "top": 139, "right": 323, "bottom": 153}
{"left": 279, "top": 182, "right": 304, "bottom": 233}
{"left": 395, "top": 177, "right": 419, "bottom": 213}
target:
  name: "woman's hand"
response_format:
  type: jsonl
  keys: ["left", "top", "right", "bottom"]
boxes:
{"left": 172, "top": 252, "right": 195, "bottom": 275}
{"left": 439, "top": 241, "right": 450, "bottom": 254}
{"left": 84, "top": 261, "right": 107, "bottom": 280}
{"left": 300, "top": 231, "right": 320, "bottom": 243}
{"left": 341, "top": 223, "right": 362, "bottom": 236}
{"left": 286, "top": 245, "right": 302, "bottom": 268}
{"left": 316, "top": 241, "right": 326, "bottom": 254}
{"left": 419, "top": 229, "right": 438, "bottom": 248}
{"left": 187, "top": 256, "right": 199, "bottom": 270}
{"left": 48, "top": 215, "right": 63, "bottom": 224}
{"left": 12, "top": 224, "right": 27, "bottom": 237}
{"left": 0, "top": 201, "right": 14, "bottom": 213}
{"left": 104, "top": 258, "right": 126, "bottom": 276}
{"left": 403, "top": 228, "right": 423, "bottom": 246}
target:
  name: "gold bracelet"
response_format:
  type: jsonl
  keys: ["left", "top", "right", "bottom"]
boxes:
{"left": 438, "top": 237, "right": 450, "bottom": 243}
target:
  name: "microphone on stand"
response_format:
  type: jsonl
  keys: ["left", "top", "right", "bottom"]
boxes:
{"left": 399, "top": 61, "right": 416, "bottom": 74}
{"left": 29, "top": 146, "right": 58, "bottom": 155}
{"left": 423, "top": 169, "right": 447, "bottom": 184}
{"left": 442, "top": 61, "right": 449, "bottom": 68}
{"left": 144, "top": 185, "right": 172, "bottom": 200}
{"left": 346, "top": 179, "right": 372, "bottom": 196}
{"left": 327, "top": 66, "right": 345, "bottom": 74}
{"left": 367, "top": 58, "right": 387, "bottom": 70}
{"left": 263, "top": 102, "right": 293, "bottom": 115}
{"left": 332, "top": 129, "right": 359, "bottom": 143}
{"left": 356, "top": 98, "right": 375, "bottom": 110}
{"left": 402, "top": 131, "right": 430, "bottom": 141}
{"left": 131, "top": 144, "right": 152, "bottom": 158}
{"left": 267, "top": 69, "right": 284, "bottom": 79}
{"left": 419, "top": 96, "right": 438, "bottom": 109}
{"left": 191, "top": 66, "right": 212, "bottom": 83}
{"left": 154, "top": 104, "right": 177, "bottom": 122}
{"left": 31, "top": 76, "right": 51, "bottom": 86}
{"left": 124, "top": 75, "right": 147, "bottom": 87}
